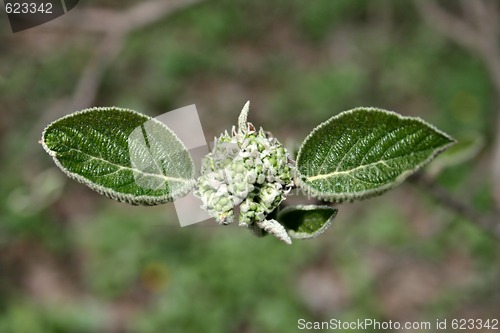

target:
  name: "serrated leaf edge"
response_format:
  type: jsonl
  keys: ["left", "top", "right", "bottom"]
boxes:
{"left": 296, "top": 107, "right": 456, "bottom": 202}
{"left": 41, "top": 106, "right": 196, "bottom": 205}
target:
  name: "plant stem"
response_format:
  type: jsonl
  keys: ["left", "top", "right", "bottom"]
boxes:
{"left": 409, "top": 173, "right": 500, "bottom": 240}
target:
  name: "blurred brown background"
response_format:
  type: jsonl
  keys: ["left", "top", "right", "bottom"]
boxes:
{"left": 0, "top": 1, "right": 499, "bottom": 332}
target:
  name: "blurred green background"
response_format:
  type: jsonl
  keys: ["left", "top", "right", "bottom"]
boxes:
{"left": 1, "top": 1, "right": 499, "bottom": 332}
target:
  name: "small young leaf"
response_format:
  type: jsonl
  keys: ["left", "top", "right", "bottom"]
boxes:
{"left": 256, "top": 219, "right": 292, "bottom": 244}
{"left": 42, "top": 107, "right": 195, "bottom": 205}
{"left": 296, "top": 107, "right": 455, "bottom": 202}
{"left": 277, "top": 205, "right": 337, "bottom": 239}
{"left": 238, "top": 100, "right": 250, "bottom": 132}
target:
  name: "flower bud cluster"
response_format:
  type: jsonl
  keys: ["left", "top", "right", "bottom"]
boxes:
{"left": 195, "top": 123, "right": 293, "bottom": 226}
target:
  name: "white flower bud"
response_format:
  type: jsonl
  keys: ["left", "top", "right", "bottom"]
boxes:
{"left": 194, "top": 103, "right": 294, "bottom": 234}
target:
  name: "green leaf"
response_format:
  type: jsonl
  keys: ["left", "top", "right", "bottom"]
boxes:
{"left": 42, "top": 107, "right": 195, "bottom": 205}
{"left": 296, "top": 107, "right": 455, "bottom": 202}
{"left": 277, "top": 205, "right": 337, "bottom": 239}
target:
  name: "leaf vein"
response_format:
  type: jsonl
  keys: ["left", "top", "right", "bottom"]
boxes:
{"left": 306, "top": 147, "right": 433, "bottom": 182}
{"left": 63, "top": 148, "right": 190, "bottom": 184}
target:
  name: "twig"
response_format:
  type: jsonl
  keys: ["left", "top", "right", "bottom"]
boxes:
{"left": 413, "top": 0, "right": 500, "bottom": 207}
{"left": 34, "top": 0, "right": 204, "bottom": 148}
{"left": 409, "top": 173, "right": 500, "bottom": 240}
{"left": 69, "top": 0, "right": 205, "bottom": 111}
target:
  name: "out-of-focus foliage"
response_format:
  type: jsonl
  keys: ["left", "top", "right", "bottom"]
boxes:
{"left": 1, "top": 0, "right": 498, "bottom": 332}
